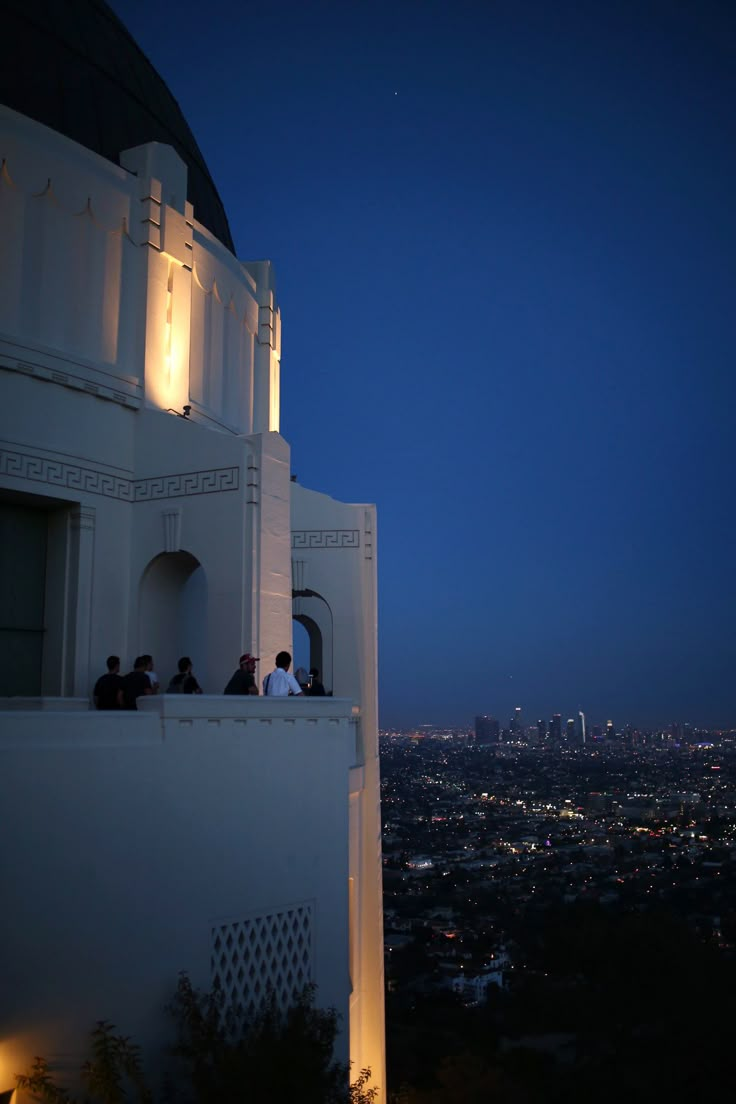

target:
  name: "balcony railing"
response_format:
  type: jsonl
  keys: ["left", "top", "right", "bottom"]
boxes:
{"left": 0, "top": 694, "right": 364, "bottom": 768}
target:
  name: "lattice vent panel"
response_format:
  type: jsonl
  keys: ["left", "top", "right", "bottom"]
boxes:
{"left": 211, "top": 903, "right": 313, "bottom": 1017}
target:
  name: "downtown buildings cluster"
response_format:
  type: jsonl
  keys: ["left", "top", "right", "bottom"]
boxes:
{"left": 474, "top": 708, "right": 707, "bottom": 748}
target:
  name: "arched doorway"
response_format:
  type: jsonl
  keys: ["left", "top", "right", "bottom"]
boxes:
{"left": 138, "top": 551, "right": 207, "bottom": 690}
{"left": 292, "top": 618, "right": 311, "bottom": 677}
{"left": 292, "top": 591, "right": 333, "bottom": 694}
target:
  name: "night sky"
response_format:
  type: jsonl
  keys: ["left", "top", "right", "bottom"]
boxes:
{"left": 111, "top": 0, "right": 735, "bottom": 730}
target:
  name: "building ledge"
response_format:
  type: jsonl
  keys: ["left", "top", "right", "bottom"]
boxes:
{"left": 137, "top": 694, "right": 356, "bottom": 721}
{"left": 0, "top": 696, "right": 364, "bottom": 767}
{"left": 0, "top": 696, "right": 93, "bottom": 711}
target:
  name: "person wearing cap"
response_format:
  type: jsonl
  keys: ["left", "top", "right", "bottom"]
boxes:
{"left": 223, "top": 653, "right": 260, "bottom": 695}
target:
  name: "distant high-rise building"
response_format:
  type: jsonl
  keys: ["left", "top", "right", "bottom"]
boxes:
{"left": 550, "top": 714, "right": 562, "bottom": 743}
{"left": 537, "top": 719, "right": 548, "bottom": 743}
{"left": 606, "top": 720, "right": 615, "bottom": 741}
{"left": 576, "top": 711, "right": 586, "bottom": 746}
{"left": 566, "top": 718, "right": 576, "bottom": 743}
{"left": 591, "top": 724, "right": 602, "bottom": 742}
{"left": 509, "top": 706, "right": 522, "bottom": 738}
{"left": 475, "top": 715, "right": 499, "bottom": 744}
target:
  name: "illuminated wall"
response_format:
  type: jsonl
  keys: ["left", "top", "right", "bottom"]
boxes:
{"left": 0, "top": 105, "right": 290, "bottom": 690}
{"left": 291, "top": 484, "right": 386, "bottom": 1095}
{"left": 0, "top": 101, "right": 384, "bottom": 1100}
{"left": 0, "top": 106, "right": 281, "bottom": 437}
{"left": 0, "top": 696, "right": 355, "bottom": 1085}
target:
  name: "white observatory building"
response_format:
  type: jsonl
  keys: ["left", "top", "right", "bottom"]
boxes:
{"left": 0, "top": 0, "right": 385, "bottom": 1096}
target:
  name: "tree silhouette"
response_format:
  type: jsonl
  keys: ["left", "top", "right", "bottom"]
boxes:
{"left": 16, "top": 980, "right": 377, "bottom": 1104}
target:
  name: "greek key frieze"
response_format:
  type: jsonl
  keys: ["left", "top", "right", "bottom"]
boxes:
{"left": 291, "top": 529, "right": 360, "bottom": 549}
{"left": 133, "top": 466, "right": 239, "bottom": 500}
{"left": 0, "top": 447, "right": 134, "bottom": 500}
{"left": 0, "top": 445, "right": 239, "bottom": 502}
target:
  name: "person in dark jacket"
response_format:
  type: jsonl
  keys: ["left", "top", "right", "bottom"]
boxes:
{"left": 122, "top": 656, "right": 154, "bottom": 709}
{"left": 166, "top": 656, "right": 202, "bottom": 694}
{"left": 223, "top": 653, "right": 259, "bottom": 695}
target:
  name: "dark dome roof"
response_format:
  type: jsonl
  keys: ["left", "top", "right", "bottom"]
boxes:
{"left": 1, "top": 0, "right": 234, "bottom": 252}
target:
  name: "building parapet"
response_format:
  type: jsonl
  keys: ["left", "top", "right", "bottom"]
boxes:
{"left": 0, "top": 696, "right": 362, "bottom": 766}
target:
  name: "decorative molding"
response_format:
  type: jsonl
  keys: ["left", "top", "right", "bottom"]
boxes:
{"left": 0, "top": 157, "right": 136, "bottom": 239}
{"left": 70, "top": 506, "right": 96, "bottom": 532}
{"left": 0, "top": 447, "right": 133, "bottom": 500}
{"left": 291, "top": 529, "right": 360, "bottom": 550}
{"left": 292, "top": 559, "right": 306, "bottom": 615}
{"left": 292, "top": 559, "right": 306, "bottom": 591}
{"left": 0, "top": 355, "right": 141, "bottom": 409}
{"left": 162, "top": 508, "right": 182, "bottom": 552}
{"left": 191, "top": 262, "right": 259, "bottom": 336}
{"left": 364, "top": 509, "right": 373, "bottom": 561}
{"left": 0, "top": 444, "right": 240, "bottom": 503}
{"left": 211, "top": 902, "right": 313, "bottom": 1019}
{"left": 246, "top": 452, "right": 259, "bottom": 505}
{"left": 133, "top": 467, "right": 238, "bottom": 501}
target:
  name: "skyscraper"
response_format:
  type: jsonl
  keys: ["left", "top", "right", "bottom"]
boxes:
{"left": 576, "top": 711, "right": 586, "bottom": 746}
{"left": 475, "top": 715, "right": 500, "bottom": 744}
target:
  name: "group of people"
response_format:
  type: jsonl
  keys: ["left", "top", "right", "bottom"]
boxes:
{"left": 93, "top": 650, "right": 326, "bottom": 710}
{"left": 225, "top": 652, "right": 326, "bottom": 697}
{"left": 92, "top": 654, "right": 202, "bottom": 710}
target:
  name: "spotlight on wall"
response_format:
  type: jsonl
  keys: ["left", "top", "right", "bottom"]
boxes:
{"left": 182, "top": 405, "right": 191, "bottom": 418}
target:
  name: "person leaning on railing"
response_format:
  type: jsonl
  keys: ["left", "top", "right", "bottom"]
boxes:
{"left": 223, "top": 653, "right": 260, "bottom": 695}
{"left": 93, "top": 655, "right": 124, "bottom": 709}
{"left": 262, "top": 651, "right": 303, "bottom": 696}
{"left": 166, "top": 657, "right": 203, "bottom": 695}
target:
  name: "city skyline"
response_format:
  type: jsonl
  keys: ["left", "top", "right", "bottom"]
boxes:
{"left": 393, "top": 709, "right": 730, "bottom": 737}
{"left": 110, "top": 0, "right": 736, "bottom": 728}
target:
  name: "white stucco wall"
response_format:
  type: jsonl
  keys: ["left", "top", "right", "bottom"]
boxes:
{"left": 0, "top": 696, "right": 356, "bottom": 1090}
{"left": 0, "top": 105, "right": 278, "bottom": 438}
{"left": 291, "top": 484, "right": 385, "bottom": 1098}
{"left": 0, "top": 106, "right": 291, "bottom": 695}
{"left": 1, "top": 102, "right": 385, "bottom": 1101}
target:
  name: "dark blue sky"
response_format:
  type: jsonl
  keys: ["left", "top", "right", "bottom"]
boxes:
{"left": 112, "top": 0, "right": 735, "bottom": 730}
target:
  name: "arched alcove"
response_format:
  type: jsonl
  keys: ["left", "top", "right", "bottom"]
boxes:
{"left": 292, "top": 591, "right": 333, "bottom": 694}
{"left": 292, "top": 618, "right": 311, "bottom": 676}
{"left": 138, "top": 551, "right": 207, "bottom": 690}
